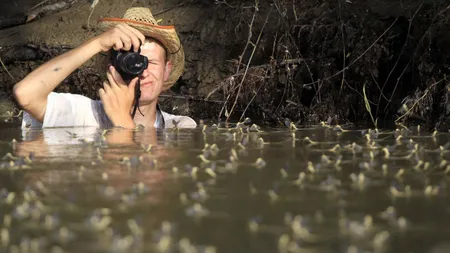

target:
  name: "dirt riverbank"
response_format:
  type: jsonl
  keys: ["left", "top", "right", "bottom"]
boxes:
{"left": 0, "top": 0, "right": 449, "bottom": 130}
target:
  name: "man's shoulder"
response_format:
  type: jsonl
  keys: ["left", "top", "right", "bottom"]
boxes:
{"left": 49, "top": 92, "right": 95, "bottom": 101}
{"left": 160, "top": 110, "right": 197, "bottom": 128}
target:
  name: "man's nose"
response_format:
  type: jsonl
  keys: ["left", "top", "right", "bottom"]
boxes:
{"left": 140, "top": 68, "right": 150, "bottom": 78}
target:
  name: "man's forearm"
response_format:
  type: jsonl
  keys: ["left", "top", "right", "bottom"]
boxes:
{"left": 13, "top": 37, "right": 103, "bottom": 118}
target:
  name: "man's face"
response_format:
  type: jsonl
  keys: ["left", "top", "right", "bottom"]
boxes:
{"left": 137, "top": 41, "right": 172, "bottom": 103}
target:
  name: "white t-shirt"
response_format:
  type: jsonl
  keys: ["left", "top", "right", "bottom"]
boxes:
{"left": 21, "top": 92, "right": 197, "bottom": 129}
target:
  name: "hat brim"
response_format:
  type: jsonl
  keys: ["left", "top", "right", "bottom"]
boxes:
{"left": 97, "top": 18, "right": 184, "bottom": 90}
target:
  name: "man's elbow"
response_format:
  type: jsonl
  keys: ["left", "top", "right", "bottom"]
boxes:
{"left": 13, "top": 83, "right": 32, "bottom": 110}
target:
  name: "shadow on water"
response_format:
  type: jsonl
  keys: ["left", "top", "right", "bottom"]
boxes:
{"left": 0, "top": 121, "right": 450, "bottom": 253}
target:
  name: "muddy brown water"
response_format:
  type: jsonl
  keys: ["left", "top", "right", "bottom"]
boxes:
{"left": 0, "top": 120, "right": 450, "bottom": 253}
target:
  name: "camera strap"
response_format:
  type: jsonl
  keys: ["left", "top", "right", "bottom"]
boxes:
{"left": 131, "top": 79, "right": 144, "bottom": 119}
{"left": 130, "top": 79, "right": 165, "bottom": 128}
{"left": 130, "top": 79, "right": 167, "bottom": 128}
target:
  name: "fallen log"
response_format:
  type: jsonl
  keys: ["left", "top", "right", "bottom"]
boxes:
{"left": 0, "top": 44, "right": 73, "bottom": 65}
{"left": 0, "top": 0, "right": 78, "bottom": 30}
{"left": 26, "top": 1, "right": 72, "bottom": 23}
{"left": 0, "top": 16, "right": 27, "bottom": 30}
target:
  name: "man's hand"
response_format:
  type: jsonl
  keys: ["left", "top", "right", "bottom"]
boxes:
{"left": 94, "top": 24, "right": 146, "bottom": 52}
{"left": 99, "top": 66, "right": 138, "bottom": 129}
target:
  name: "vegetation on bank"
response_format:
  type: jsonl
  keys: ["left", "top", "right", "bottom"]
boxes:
{"left": 0, "top": 0, "right": 449, "bottom": 130}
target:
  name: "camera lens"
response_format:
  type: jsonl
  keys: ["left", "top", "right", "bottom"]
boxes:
{"left": 123, "top": 53, "right": 148, "bottom": 75}
{"left": 110, "top": 50, "right": 148, "bottom": 81}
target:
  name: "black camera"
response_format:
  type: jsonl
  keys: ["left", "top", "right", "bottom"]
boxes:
{"left": 110, "top": 48, "right": 148, "bottom": 81}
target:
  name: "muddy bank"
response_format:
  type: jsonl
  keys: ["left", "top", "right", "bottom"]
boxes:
{"left": 0, "top": 0, "right": 449, "bottom": 130}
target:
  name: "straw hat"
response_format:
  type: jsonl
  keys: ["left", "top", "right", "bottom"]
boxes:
{"left": 97, "top": 7, "right": 184, "bottom": 90}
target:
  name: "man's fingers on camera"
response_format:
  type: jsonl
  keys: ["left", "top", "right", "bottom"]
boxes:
{"left": 118, "top": 35, "right": 132, "bottom": 51}
{"left": 103, "top": 81, "right": 113, "bottom": 94}
{"left": 98, "top": 88, "right": 108, "bottom": 101}
{"left": 130, "top": 36, "right": 141, "bottom": 52}
{"left": 107, "top": 66, "right": 125, "bottom": 88}
{"left": 127, "top": 28, "right": 145, "bottom": 50}
{"left": 124, "top": 25, "right": 145, "bottom": 43}
{"left": 109, "top": 66, "right": 127, "bottom": 87}
{"left": 113, "top": 39, "right": 124, "bottom": 51}
{"left": 129, "top": 77, "right": 139, "bottom": 90}
{"left": 102, "top": 81, "right": 120, "bottom": 105}
{"left": 105, "top": 71, "right": 116, "bottom": 90}
{"left": 119, "top": 24, "right": 145, "bottom": 45}
{"left": 117, "top": 25, "right": 141, "bottom": 52}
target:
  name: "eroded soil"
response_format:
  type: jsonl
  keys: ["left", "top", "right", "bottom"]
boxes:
{"left": 0, "top": 0, "right": 449, "bottom": 129}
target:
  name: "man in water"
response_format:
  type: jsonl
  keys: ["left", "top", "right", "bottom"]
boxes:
{"left": 13, "top": 7, "right": 196, "bottom": 129}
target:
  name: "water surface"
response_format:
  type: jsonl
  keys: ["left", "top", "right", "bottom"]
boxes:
{"left": 1, "top": 121, "right": 450, "bottom": 253}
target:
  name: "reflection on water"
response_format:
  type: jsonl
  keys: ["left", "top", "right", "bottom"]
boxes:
{"left": 1, "top": 121, "right": 450, "bottom": 253}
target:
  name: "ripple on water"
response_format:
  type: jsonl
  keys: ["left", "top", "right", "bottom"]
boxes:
{"left": 0, "top": 123, "right": 449, "bottom": 252}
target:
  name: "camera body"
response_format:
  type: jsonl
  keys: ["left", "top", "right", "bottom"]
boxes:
{"left": 110, "top": 49, "right": 148, "bottom": 81}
